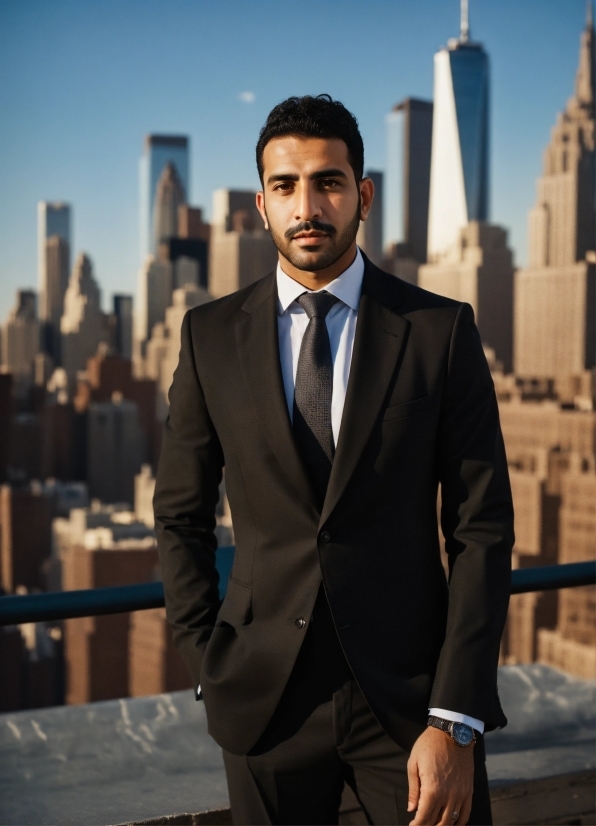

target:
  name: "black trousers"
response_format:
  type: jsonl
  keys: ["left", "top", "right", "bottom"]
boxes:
{"left": 223, "top": 679, "right": 491, "bottom": 826}
{"left": 222, "top": 592, "right": 492, "bottom": 826}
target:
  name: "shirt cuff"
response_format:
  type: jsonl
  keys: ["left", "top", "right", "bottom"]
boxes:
{"left": 428, "top": 708, "right": 484, "bottom": 734}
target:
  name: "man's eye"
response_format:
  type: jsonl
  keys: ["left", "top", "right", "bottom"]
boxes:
{"left": 274, "top": 182, "right": 293, "bottom": 192}
{"left": 320, "top": 179, "right": 339, "bottom": 188}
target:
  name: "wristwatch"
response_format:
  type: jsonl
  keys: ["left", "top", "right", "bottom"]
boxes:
{"left": 427, "top": 715, "right": 476, "bottom": 747}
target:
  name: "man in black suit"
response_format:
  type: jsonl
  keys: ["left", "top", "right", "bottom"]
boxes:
{"left": 154, "top": 95, "right": 514, "bottom": 826}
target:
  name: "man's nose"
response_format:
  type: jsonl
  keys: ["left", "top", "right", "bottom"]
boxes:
{"left": 295, "top": 182, "right": 323, "bottom": 221}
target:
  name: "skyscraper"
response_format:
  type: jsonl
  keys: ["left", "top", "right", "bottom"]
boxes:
{"left": 38, "top": 202, "right": 71, "bottom": 346}
{"left": 60, "top": 253, "right": 108, "bottom": 384}
{"left": 145, "top": 283, "right": 212, "bottom": 420}
{"left": 139, "top": 135, "right": 189, "bottom": 259}
{"left": 209, "top": 189, "right": 277, "bottom": 298}
{"left": 134, "top": 256, "right": 173, "bottom": 353}
{"left": 356, "top": 170, "right": 384, "bottom": 266}
{"left": 427, "top": 0, "right": 490, "bottom": 260}
{"left": 419, "top": 222, "right": 514, "bottom": 371}
{"left": 514, "top": 7, "right": 595, "bottom": 390}
{"left": 1, "top": 290, "right": 41, "bottom": 397}
{"left": 87, "top": 395, "right": 146, "bottom": 505}
{"left": 385, "top": 99, "right": 433, "bottom": 263}
{"left": 153, "top": 162, "right": 186, "bottom": 248}
{"left": 42, "top": 236, "right": 70, "bottom": 362}
{"left": 112, "top": 294, "right": 133, "bottom": 360}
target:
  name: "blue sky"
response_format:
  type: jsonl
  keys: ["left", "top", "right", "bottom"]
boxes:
{"left": 0, "top": 0, "right": 589, "bottom": 319}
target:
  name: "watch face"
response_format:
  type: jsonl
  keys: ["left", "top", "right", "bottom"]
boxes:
{"left": 452, "top": 723, "right": 474, "bottom": 746}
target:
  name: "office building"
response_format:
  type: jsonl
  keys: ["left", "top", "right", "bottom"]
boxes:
{"left": 1, "top": 290, "right": 41, "bottom": 397}
{"left": 153, "top": 162, "right": 186, "bottom": 248}
{"left": 40, "top": 399, "right": 87, "bottom": 483}
{"left": 129, "top": 608, "right": 191, "bottom": 697}
{"left": 133, "top": 256, "right": 173, "bottom": 365}
{"left": 112, "top": 294, "right": 133, "bottom": 359}
{"left": 75, "top": 347, "right": 158, "bottom": 467}
{"left": 42, "top": 235, "right": 70, "bottom": 362}
{"left": 427, "top": 3, "right": 490, "bottom": 260}
{"left": 538, "top": 461, "right": 596, "bottom": 679}
{"left": 209, "top": 189, "right": 277, "bottom": 298}
{"left": 495, "top": 390, "right": 596, "bottom": 674}
{"left": 145, "top": 284, "right": 211, "bottom": 419}
{"left": 356, "top": 170, "right": 384, "bottom": 266}
{"left": 53, "top": 499, "right": 155, "bottom": 594}
{"left": 211, "top": 189, "right": 260, "bottom": 232}
{"left": 158, "top": 240, "right": 208, "bottom": 291}
{"left": 0, "top": 627, "right": 26, "bottom": 712}
{"left": 385, "top": 99, "right": 433, "bottom": 263}
{"left": 87, "top": 395, "right": 146, "bottom": 506}
{"left": 60, "top": 254, "right": 108, "bottom": 385}
{"left": 419, "top": 222, "right": 514, "bottom": 371}
{"left": 209, "top": 230, "right": 278, "bottom": 298}
{"left": 178, "top": 205, "right": 210, "bottom": 242}
{"left": 514, "top": 10, "right": 595, "bottom": 387}
{"left": 139, "top": 135, "right": 189, "bottom": 259}
{"left": 0, "top": 483, "right": 53, "bottom": 593}
{"left": 62, "top": 531, "right": 158, "bottom": 705}
{"left": 135, "top": 465, "right": 156, "bottom": 528}
{"left": 500, "top": 456, "right": 560, "bottom": 665}
{"left": 499, "top": 400, "right": 596, "bottom": 461}
{"left": 38, "top": 202, "right": 70, "bottom": 326}
{"left": 0, "top": 374, "right": 11, "bottom": 484}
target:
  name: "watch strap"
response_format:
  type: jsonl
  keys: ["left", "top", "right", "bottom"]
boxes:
{"left": 427, "top": 715, "right": 451, "bottom": 733}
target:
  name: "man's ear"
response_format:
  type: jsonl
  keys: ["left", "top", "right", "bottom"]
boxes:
{"left": 256, "top": 191, "right": 269, "bottom": 230}
{"left": 359, "top": 177, "right": 375, "bottom": 222}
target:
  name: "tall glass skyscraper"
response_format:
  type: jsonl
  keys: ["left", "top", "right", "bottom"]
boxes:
{"left": 38, "top": 201, "right": 71, "bottom": 360}
{"left": 139, "top": 135, "right": 189, "bottom": 260}
{"left": 38, "top": 201, "right": 70, "bottom": 294}
{"left": 386, "top": 99, "right": 433, "bottom": 263}
{"left": 427, "top": 1, "right": 489, "bottom": 260}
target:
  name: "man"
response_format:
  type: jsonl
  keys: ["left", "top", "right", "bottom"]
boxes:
{"left": 154, "top": 95, "right": 514, "bottom": 826}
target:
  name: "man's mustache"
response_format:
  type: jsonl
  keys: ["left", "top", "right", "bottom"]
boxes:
{"left": 285, "top": 220, "right": 337, "bottom": 240}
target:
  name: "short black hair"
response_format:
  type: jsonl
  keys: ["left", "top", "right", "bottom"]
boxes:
{"left": 256, "top": 94, "right": 364, "bottom": 184}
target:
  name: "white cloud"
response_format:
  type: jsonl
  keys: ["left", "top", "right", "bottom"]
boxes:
{"left": 238, "top": 91, "right": 256, "bottom": 104}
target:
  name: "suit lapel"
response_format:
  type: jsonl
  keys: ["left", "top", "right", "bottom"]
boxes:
{"left": 320, "top": 264, "right": 410, "bottom": 527}
{"left": 235, "top": 275, "right": 319, "bottom": 513}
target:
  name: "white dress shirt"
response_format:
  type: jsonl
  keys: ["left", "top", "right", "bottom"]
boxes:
{"left": 275, "top": 247, "right": 484, "bottom": 734}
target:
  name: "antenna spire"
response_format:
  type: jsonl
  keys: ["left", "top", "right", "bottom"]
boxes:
{"left": 588, "top": 0, "right": 594, "bottom": 29}
{"left": 460, "top": 0, "right": 470, "bottom": 42}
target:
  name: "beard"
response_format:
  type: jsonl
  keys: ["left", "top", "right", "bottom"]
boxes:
{"left": 266, "top": 197, "right": 361, "bottom": 272}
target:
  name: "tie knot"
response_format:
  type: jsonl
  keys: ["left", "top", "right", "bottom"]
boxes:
{"left": 297, "top": 291, "right": 339, "bottom": 320}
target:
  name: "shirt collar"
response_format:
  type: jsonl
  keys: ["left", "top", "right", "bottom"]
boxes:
{"left": 276, "top": 247, "right": 364, "bottom": 315}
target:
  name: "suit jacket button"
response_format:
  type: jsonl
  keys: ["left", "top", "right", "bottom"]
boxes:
{"left": 320, "top": 531, "right": 331, "bottom": 543}
{"left": 295, "top": 617, "right": 306, "bottom": 628}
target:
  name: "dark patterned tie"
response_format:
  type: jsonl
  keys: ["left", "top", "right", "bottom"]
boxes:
{"left": 293, "top": 291, "right": 339, "bottom": 505}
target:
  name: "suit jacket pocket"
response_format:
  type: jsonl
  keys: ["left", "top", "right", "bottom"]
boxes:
{"left": 383, "top": 395, "right": 432, "bottom": 422}
{"left": 216, "top": 577, "right": 252, "bottom": 627}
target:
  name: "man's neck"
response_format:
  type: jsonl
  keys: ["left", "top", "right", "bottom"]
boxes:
{"left": 278, "top": 242, "right": 358, "bottom": 290}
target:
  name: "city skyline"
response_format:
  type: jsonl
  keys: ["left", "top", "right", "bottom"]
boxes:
{"left": 0, "top": 0, "right": 591, "bottom": 319}
{"left": 0, "top": 0, "right": 594, "bottom": 733}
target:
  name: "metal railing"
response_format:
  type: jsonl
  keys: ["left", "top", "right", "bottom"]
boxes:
{"left": 0, "top": 555, "right": 594, "bottom": 627}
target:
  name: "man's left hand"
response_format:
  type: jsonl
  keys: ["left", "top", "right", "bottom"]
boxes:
{"left": 407, "top": 726, "right": 474, "bottom": 825}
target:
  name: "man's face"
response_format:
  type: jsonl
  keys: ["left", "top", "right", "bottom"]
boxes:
{"left": 256, "top": 136, "right": 366, "bottom": 272}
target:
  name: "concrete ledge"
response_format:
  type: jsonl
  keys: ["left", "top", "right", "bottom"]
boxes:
{"left": 489, "top": 770, "right": 595, "bottom": 826}
{"left": 121, "top": 771, "right": 596, "bottom": 826}
{"left": 1, "top": 666, "right": 593, "bottom": 826}
{"left": 118, "top": 810, "right": 232, "bottom": 826}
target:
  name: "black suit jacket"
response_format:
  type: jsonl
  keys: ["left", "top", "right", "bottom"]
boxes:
{"left": 154, "top": 256, "right": 514, "bottom": 756}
